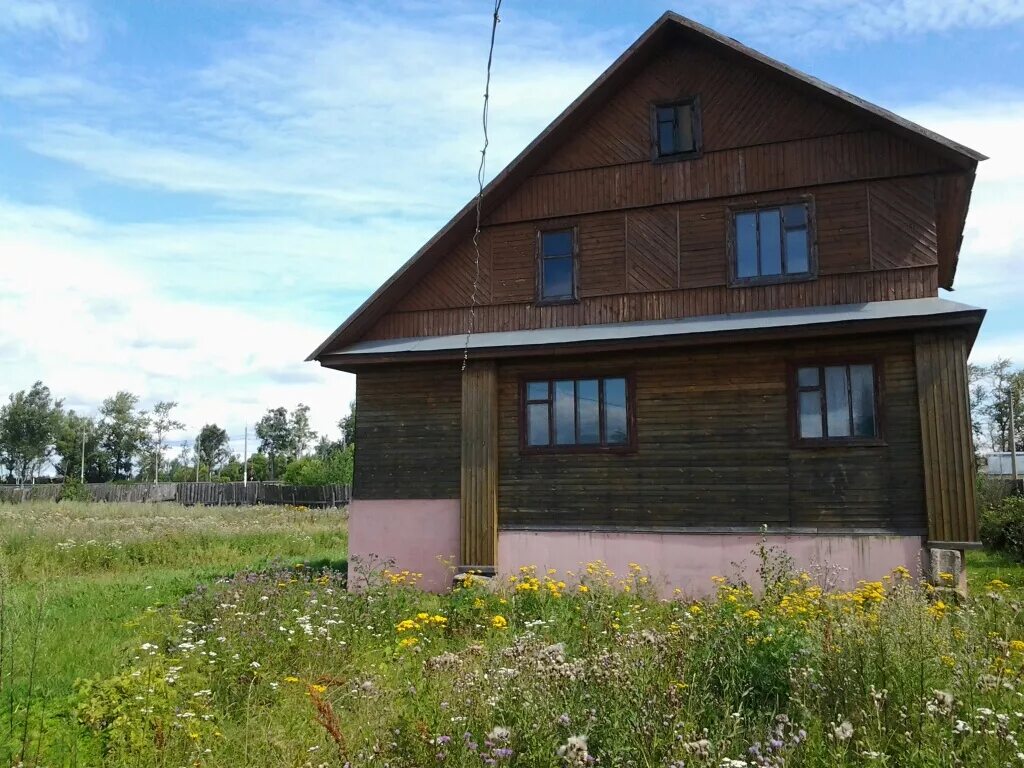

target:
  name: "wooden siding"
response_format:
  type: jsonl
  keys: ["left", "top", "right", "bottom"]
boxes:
{"left": 914, "top": 331, "right": 979, "bottom": 543}
{"left": 461, "top": 360, "right": 499, "bottom": 566}
{"left": 353, "top": 364, "right": 461, "bottom": 500}
{"left": 536, "top": 41, "right": 868, "bottom": 175}
{"left": 373, "top": 176, "right": 938, "bottom": 342}
{"left": 487, "top": 131, "right": 950, "bottom": 226}
{"left": 498, "top": 335, "right": 925, "bottom": 532}
{"left": 366, "top": 266, "right": 938, "bottom": 340}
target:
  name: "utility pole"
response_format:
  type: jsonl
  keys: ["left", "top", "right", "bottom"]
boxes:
{"left": 196, "top": 434, "right": 201, "bottom": 483}
{"left": 243, "top": 424, "right": 249, "bottom": 488}
{"left": 80, "top": 430, "right": 86, "bottom": 484}
{"left": 1011, "top": 385, "right": 1019, "bottom": 491}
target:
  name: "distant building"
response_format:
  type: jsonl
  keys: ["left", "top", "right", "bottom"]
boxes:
{"left": 984, "top": 452, "right": 1021, "bottom": 477}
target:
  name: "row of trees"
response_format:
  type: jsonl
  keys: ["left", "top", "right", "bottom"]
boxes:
{"left": 0, "top": 382, "right": 354, "bottom": 486}
{"left": 970, "top": 358, "right": 1023, "bottom": 453}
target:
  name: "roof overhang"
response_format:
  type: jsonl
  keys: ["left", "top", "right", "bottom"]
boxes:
{"left": 319, "top": 297, "right": 985, "bottom": 371}
{"left": 307, "top": 11, "right": 985, "bottom": 362}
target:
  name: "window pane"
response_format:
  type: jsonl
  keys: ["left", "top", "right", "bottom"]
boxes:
{"left": 656, "top": 106, "right": 675, "bottom": 124}
{"left": 824, "top": 366, "right": 851, "bottom": 437}
{"left": 758, "top": 209, "right": 783, "bottom": 276}
{"left": 526, "top": 403, "right": 549, "bottom": 446}
{"left": 554, "top": 380, "right": 576, "bottom": 445}
{"left": 658, "top": 119, "right": 675, "bottom": 154}
{"left": 782, "top": 204, "right": 806, "bottom": 228}
{"left": 735, "top": 212, "right": 758, "bottom": 278}
{"left": 675, "top": 103, "right": 695, "bottom": 152}
{"left": 604, "top": 378, "right": 628, "bottom": 445}
{"left": 785, "top": 227, "right": 809, "bottom": 274}
{"left": 797, "top": 367, "right": 819, "bottom": 388}
{"left": 577, "top": 379, "right": 600, "bottom": 444}
{"left": 850, "top": 364, "right": 877, "bottom": 437}
{"left": 798, "top": 391, "right": 823, "bottom": 438}
{"left": 542, "top": 257, "right": 573, "bottom": 300}
{"left": 526, "top": 381, "right": 548, "bottom": 401}
{"left": 541, "top": 230, "right": 572, "bottom": 257}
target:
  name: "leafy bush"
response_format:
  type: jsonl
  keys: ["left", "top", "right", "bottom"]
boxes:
{"left": 281, "top": 447, "right": 353, "bottom": 486}
{"left": 980, "top": 494, "right": 1024, "bottom": 557}
{"left": 58, "top": 477, "right": 92, "bottom": 502}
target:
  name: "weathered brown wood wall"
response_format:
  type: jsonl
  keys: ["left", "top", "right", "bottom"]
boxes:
{"left": 497, "top": 334, "right": 925, "bottom": 532}
{"left": 353, "top": 363, "right": 462, "bottom": 499}
{"left": 460, "top": 360, "right": 498, "bottom": 567}
{"left": 914, "top": 331, "right": 979, "bottom": 543}
{"left": 351, "top": 37, "right": 954, "bottom": 346}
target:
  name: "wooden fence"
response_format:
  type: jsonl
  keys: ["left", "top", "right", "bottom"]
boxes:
{"left": 0, "top": 482, "right": 350, "bottom": 507}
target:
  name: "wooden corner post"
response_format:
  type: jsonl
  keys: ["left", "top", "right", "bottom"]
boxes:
{"left": 914, "top": 331, "right": 979, "bottom": 546}
{"left": 460, "top": 359, "right": 499, "bottom": 574}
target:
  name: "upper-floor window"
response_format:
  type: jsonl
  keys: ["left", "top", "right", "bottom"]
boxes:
{"left": 794, "top": 363, "right": 879, "bottom": 443}
{"left": 522, "top": 375, "right": 632, "bottom": 452}
{"left": 651, "top": 98, "right": 700, "bottom": 159}
{"left": 538, "top": 227, "right": 576, "bottom": 303}
{"left": 733, "top": 203, "right": 813, "bottom": 283}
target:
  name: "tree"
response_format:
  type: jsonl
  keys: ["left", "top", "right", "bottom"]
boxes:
{"left": 54, "top": 410, "right": 106, "bottom": 482}
{"left": 290, "top": 403, "right": 316, "bottom": 458}
{"left": 255, "top": 407, "right": 293, "bottom": 480}
{"left": 0, "top": 382, "right": 64, "bottom": 485}
{"left": 100, "top": 392, "right": 150, "bottom": 481}
{"left": 970, "top": 359, "right": 1024, "bottom": 453}
{"left": 147, "top": 401, "right": 185, "bottom": 482}
{"left": 339, "top": 400, "right": 356, "bottom": 447}
{"left": 196, "top": 424, "right": 230, "bottom": 478}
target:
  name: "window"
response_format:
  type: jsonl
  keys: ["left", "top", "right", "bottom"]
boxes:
{"left": 651, "top": 98, "right": 700, "bottom": 159}
{"left": 795, "top": 363, "right": 879, "bottom": 442}
{"left": 522, "top": 376, "right": 631, "bottom": 451}
{"left": 538, "top": 228, "right": 576, "bottom": 303}
{"left": 733, "top": 203, "right": 812, "bottom": 282}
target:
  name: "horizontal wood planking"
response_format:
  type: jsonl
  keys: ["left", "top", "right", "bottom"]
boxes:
{"left": 914, "top": 331, "right": 979, "bottom": 542}
{"left": 497, "top": 334, "right": 925, "bottom": 532}
{"left": 365, "top": 266, "right": 937, "bottom": 340}
{"left": 536, "top": 40, "right": 868, "bottom": 175}
{"left": 353, "top": 364, "right": 462, "bottom": 500}
{"left": 487, "top": 131, "right": 951, "bottom": 226}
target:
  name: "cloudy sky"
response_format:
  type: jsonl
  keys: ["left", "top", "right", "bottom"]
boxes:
{"left": 1, "top": 0, "right": 1022, "bottom": 455}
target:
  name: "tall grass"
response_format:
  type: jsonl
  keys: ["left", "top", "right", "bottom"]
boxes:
{"left": 0, "top": 501, "right": 347, "bottom": 765}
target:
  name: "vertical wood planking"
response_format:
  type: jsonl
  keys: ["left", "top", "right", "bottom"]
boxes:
{"left": 461, "top": 359, "right": 499, "bottom": 567}
{"left": 915, "top": 332, "right": 979, "bottom": 542}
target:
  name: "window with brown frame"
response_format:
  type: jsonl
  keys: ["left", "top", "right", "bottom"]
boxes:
{"left": 522, "top": 375, "right": 632, "bottom": 451}
{"left": 537, "top": 228, "right": 577, "bottom": 303}
{"left": 651, "top": 97, "right": 701, "bottom": 160}
{"left": 732, "top": 202, "right": 813, "bottom": 283}
{"left": 794, "top": 363, "right": 879, "bottom": 443}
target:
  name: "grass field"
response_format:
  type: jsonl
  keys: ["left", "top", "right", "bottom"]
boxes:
{"left": 1, "top": 501, "right": 1023, "bottom": 767}
{"left": 0, "top": 500, "right": 347, "bottom": 765}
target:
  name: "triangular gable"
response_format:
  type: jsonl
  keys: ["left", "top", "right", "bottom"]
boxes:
{"left": 308, "top": 11, "right": 984, "bottom": 361}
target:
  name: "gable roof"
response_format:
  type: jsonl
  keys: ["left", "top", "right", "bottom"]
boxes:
{"left": 308, "top": 11, "right": 985, "bottom": 362}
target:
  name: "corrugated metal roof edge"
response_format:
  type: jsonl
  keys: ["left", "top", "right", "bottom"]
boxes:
{"left": 321, "top": 297, "right": 984, "bottom": 360}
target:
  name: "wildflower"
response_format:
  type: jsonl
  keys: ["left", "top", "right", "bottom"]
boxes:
{"left": 557, "top": 713, "right": 571, "bottom": 726}
{"left": 491, "top": 615, "right": 508, "bottom": 630}
{"left": 284, "top": 676, "right": 300, "bottom": 683}
{"left": 987, "top": 579, "right": 1011, "bottom": 592}
{"left": 928, "top": 600, "right": 948, "bottom": 619}
{"left": 941, "top": 655, "right": 957, "bottom": 668}
{"left": 832, "top": 720, "right": 854, "bottom": 742}
{"left": 487, "top": 726, "right": 511, "bottom": 743}
{"left": 577, "top": 584, "right": 589, "bottom": 593}
{"left": 308, "top": 684, "right": 327, "bottom": 694}
{"left": 1011, "top": 640, "right": 1024, "bottom": 654}
{"left": 557, "top": 735, "right": 589, "bottom": 766}
{"left": 742, "top": 609, "right": 761, "bottom": 622}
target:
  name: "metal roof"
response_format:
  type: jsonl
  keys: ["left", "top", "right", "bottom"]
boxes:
{"left": 323, "top": 297, "right": 984, "bottom": 359}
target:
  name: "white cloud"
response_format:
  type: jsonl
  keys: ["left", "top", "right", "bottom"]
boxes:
{"left": 696, "top": 0, "right": 1024, "bottom": 47}
{"left": 0, "top": 0, "right": 90, "bottom": 43}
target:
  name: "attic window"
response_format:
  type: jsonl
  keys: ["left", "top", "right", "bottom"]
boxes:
{"left": 537, "top": 227, "right": 577, "bottom": 303}
{"left": 651, "top": 98, "right": 700, "bottom": 160}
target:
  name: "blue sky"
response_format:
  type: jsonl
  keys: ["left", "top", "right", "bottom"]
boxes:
{"left": 1, "top": 0, "right": 1022, "bottom": 453}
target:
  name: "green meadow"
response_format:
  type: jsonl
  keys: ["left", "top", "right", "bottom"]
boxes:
{"left": 1, "top": 500, "right": 1022, "bottom": 767}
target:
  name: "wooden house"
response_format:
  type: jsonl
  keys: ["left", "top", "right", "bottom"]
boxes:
{"left": 309, "top": 12, "right": 986, "bottom": 593}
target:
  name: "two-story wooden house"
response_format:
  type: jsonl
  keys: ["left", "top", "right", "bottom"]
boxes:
{"left": 309, "top": 12, "right": 986, "bottom": 593}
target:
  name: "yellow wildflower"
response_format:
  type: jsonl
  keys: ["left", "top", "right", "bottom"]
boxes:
{"left": 491, "top": 615, "right": 508, "bottom": 630}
